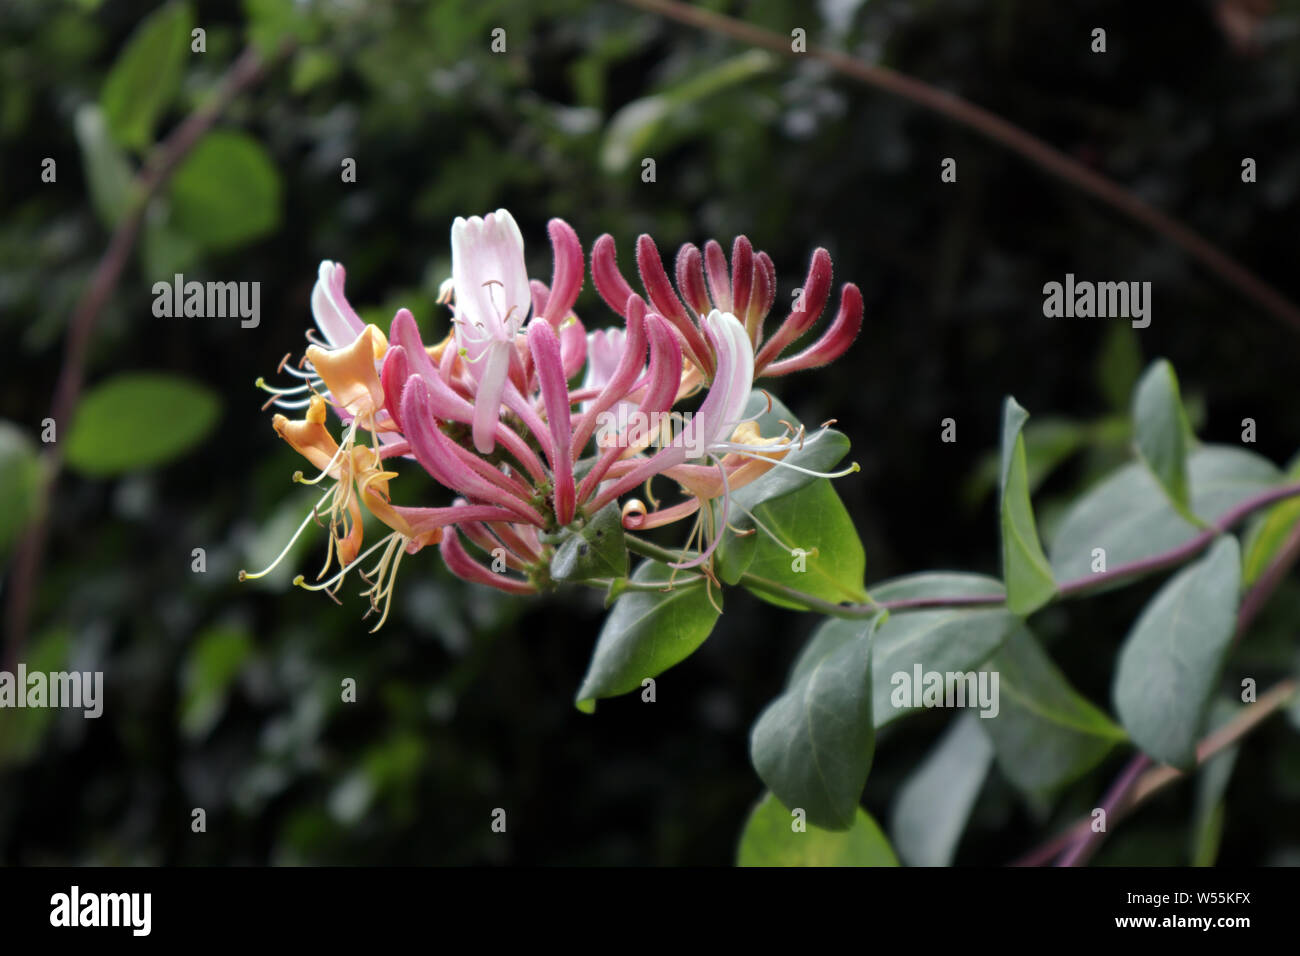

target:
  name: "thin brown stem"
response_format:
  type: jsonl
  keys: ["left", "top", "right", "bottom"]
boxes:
{"left": 1027, "top": 521, "right": 1300, "bottom": 867}
{"left": 3, "top": 45, "right": 273, "bottom": 668}
{"left": 618, "top": 0, "right": 1300, "bottom": 334}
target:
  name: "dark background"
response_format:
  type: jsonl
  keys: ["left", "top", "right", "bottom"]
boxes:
{"left": 2, "top": 0, "right": 1299, "bottom": 864}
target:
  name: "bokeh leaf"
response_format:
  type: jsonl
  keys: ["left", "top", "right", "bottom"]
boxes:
{"left": 74, "top": 104, "right": 137, "bottom": 227}
{"left": 100, "top": 1, "right": 193, "bottom": 150}
{"left": 181, "top": 626, "right": 254, "bottom": 739}
{"left": 0, "top": 628, "right": 70, "bottom": 768}
{"left": 66, "top": 373, "right": 220, "bottom": 476}
{"left": 601, "top": 49, "right": 774, "bottom": 173}
{"left": 737, "top": 792, "right": 897, "bottom": 866}
{"left": 0, "top": 421, "right": 44, "bottom": 559}
{"left": 169, "top": 130, "right": 282, "bottom": 249}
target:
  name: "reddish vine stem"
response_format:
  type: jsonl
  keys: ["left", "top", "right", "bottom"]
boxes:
{"left": 869, "top": 478, "right": 1300, "bottom": 615}
{"left": 1025, "top": 521, "right": 1300, "bottom": 867}
{"left": 1016, "top": 679, "right": 1298, "bottom": 867}
{"left": 3, "top": 45, "right": 272, "bottom": 669}
{"left": 618, "top": 0, "right": 1300, "bottom": 334}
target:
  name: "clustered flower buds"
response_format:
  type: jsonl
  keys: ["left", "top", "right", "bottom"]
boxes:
{"left": 242, "top": 210, "right": 862, "bottom": 628}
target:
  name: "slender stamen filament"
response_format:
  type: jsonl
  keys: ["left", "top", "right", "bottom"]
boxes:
{"left": 238, "top": 487, "right": 334, "bottom": 581}
{"left": 294, "top": 531, "right": 399, "bottom": 594}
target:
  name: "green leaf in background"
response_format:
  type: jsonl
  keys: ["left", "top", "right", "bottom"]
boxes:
{"left": 737, "top": 792, "right": 898, "bottom": 866}
{"left": 1097, "top": 322, "right": 1143, "bottom": 413}
{"left": 169, "top": 130, "right": 282, "bottom": 250}
{"left": 141, "top": 197, "right": 203, "bottom": 279}
{"left": 574, "top": 560, "right": 720, "bottom": 712}
{"left": 750, "top": 616, "right": 875, "bottom": 831}
{"left": 1240, "top": 451, "right": 1300, "bottom": 585}
{"left": 998, "top": 397, "right": 1056, "bottom": 615}
{"left": 0, "top": 421, "right": 44, "bottom": 559}
{"left": 1190, "top": 699, "right": 1241, "bottom": 866}
{"left": 889, "top": 714, "right": 993, "bottom": 866}
{"left": 73, "top": 104, "right": 136, "bottom": 227}
{"left": 550, "top": 503, "right": 627, "bottom": 582}
{"left": 981, "top": 628, "right": 1126, "bottom": 797}
{"left": 1114, "top": 536, "right": 1241, "bottom": 769}
{"left": 100, "top": 1, "right": 193, "bottom": 150}
{"left": 0, "top": 628, "right": 70, "bottom": 768}
{"left": 1050, "top": 445, "right": 1280, "bottom": 584}
{"left": 735, "top": 479, "right": 868, "bottom": 610}
{"left": 868, "top": 573, "right": 1018, "bottom": 728}
{"left": 65, "top": 373, "right": 220, "bottom": 476}
{"left": 1132, "top": 359, "right": 1196, "bottom": 518}
{"left": 180, "top": 626, "right": 254, "bottom": 740}
{"left": 244, "top": 0, "right": 318, "bottom": 57}
{"left": 600, "top": 49, "right": 775, "bottom": 174}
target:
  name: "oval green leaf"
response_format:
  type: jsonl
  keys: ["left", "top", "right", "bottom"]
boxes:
{"left": 737, "top": 792, "right": 898, "bottom": 866}
{"left": 735, "top": 479, "right": 868, "bottom": 610}
{"left": 1133, "top": 358, "right": 1195, "bottom": 517}
{"left": 1113, "top": 536, "right": 1241, "bottom": 769}
{"left": 750, "top": 617, "right": 876, "bottom": 831}
{"left": 169, "top": 130, "right": 283, "bottom": 250}
{"left": 100, "top": 1, "right": 193, "bottom": 150}
{"left": 550, "top": 503, "right": 627, "bottom": 583}
{"left": 574, "top": 560, "right": 720, "bottom": 712}
{"left": 65, "top": 373, "right": 220, "bottom": 476}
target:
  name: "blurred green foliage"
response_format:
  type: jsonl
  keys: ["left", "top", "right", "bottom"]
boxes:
{"left": 2, "top": 0, "right": 1300, "bottom": 864}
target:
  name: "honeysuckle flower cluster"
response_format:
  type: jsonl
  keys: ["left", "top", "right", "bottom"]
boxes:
{"left": 241, "top": 210, "right": 862, "bottom": 628}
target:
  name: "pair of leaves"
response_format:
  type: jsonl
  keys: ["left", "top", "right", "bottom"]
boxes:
{"left": 101, "top": 1, "right": 193, "bottom": 151}
{"left": 91, "top": 2, "right": 282, "bottom": 250}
